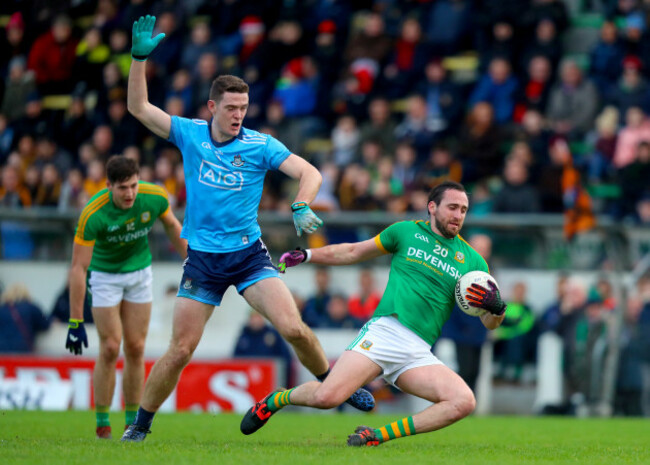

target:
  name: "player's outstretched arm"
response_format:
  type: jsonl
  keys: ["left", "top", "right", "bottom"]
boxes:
{"left": 279, "top": 238, "right": 385, "bottom": 272}
{"left": 66, "top": 243, "right": 92, "bottom": 355}
{"left": 127, "top": 15, "right": 171, "bottom": 139}
{"left": 278, "top": 154, "right": 323, "bottom": 236}
{"left": 159, "top": 208, "right": 187, "bottom": 259}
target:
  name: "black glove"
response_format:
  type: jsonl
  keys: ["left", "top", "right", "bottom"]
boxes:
{"left": 465, "top": 281, "right": 507, "bottom": 316}
{"left": 66, "top": 319, "right": 88, "bottom": 355}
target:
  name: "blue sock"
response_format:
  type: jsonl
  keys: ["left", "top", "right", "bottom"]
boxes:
{"left": 134, "top": 407, "right": 155, "bottom": 429}
{"left": 316, "top": 368, "right": 330, "bottom": 382}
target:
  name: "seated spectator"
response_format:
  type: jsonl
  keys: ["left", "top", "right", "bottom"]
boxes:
{"left": 180, "top": 18, "right": 218, "bottom": 74}
{"left": 83, "top": 159, "right": 107, "bottom": 198}
{"left": 546, "top": 58, "right": 600, "bottom": 139}
{"left": 425, "top": 0, "right": 473, "bottom": 55}
{"left": 0, "top": 165, "right": 31, "bottom": 208}
{"left": 618, "top": 141, "right": 650, "bottom": 219}
{"left": 58, "top": 167, "right": 86, "bottom": 211}
{"left": 12, "top": 91, "right": 50, "bottom": 140}
{"left": 302, "top": 267, "right": 334, "bottom": 327}
{"left": 318, "top": 293, "right": 363, "bottom": 329}
{"left": 377, "top": 17, "right": 428, "bottom": 100}
{"left": 358, "top": 97, "right": 397, "bottom": 155}
{"left": 478, "top": 19, "right": 519, "bottom": 72}
{"left": 74, "top": 27, "right": 111, "bottom": 91}
{"left": 27, "top": 14, "right": 79, "bottom": 95}
{"left": 613, "top": 106, "right": 650, "bottom": 168}
{"left": 392, "top": 142, "right": 419, "bottom": 191}
{"left": 521, "top": 18, "right": 563, "bottom": 75}
{"left": 469, "top": 56, "right": 519, "bottom": 124}
{"left": 0, "top": 114, "right": 14, "bottom": 162}
{"left": 513, "top": 55, "right": 553, "bottom": 123}
{"left": 583, "top": 106, "right": 619, "bottom": 183}
{"left": 492, "top": 157, "right": 542, "bottom": 213}
{"left": 191, "top": 52, "right": 220, "bottom": 115}
{"left": 34, "top": 163, "right": 61, "bottom": 207}
{"left": 417, "top": 59, "right": 463, "bottom": 136}
{"left": 344, "top": 11, "right": 392, "bottom": 67}
{"left": 606, "top": 55, "right": 650, "bottom": 116}
{"left": 416, "top": 143, "right": 463, "bottom": 190}
{"left": 589, "top": 20, "right": 626, "bottom": 96}
{"left": 1, "top": 56, "right": 36, "bottom": 123}
{"left": 348, "top": 268, "right": 381, "bottom": 322}
{"left": 0, "top": 283, "right": 50, "bottom": 353}
{"left": 0, "top": 12, "right": 30, "bottom": 77}
{"left": 148, "top": 11, "right": 183, "bottom": 76}
{"left": 233, "top": 310, "right": 293, "bottom": 387}
{"left": 539, "top": 273, "right": 570, "bottom": 334}
{"left": 518, "top": 109, "right": 553, "bottom": 164}
{"left": 394, "top": 94, "right": 438, "bottom": 163}
{"left": 457, "top": 102, "right": 505, "bottom": 183}
{"left": 331, "top": 115, "right": 360, "bottom": 167}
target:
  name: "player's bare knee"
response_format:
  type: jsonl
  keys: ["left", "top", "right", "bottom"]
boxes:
{"left": 311, "top": 386, "right": 346, "bottom": 409}
{"left": 99, "top": 339, "right": 121, "bottom": 362}
{"left": 450, "top": 391, "right": 476, "bottom": 421}
{"left": 167, "top": 342, "right": 195, "bottom": 368}
{"left": 279, "top": 322, "right": 311, "bottom": 346}
{"left": 122, "top": 339, "right": 146, "bottom": 360}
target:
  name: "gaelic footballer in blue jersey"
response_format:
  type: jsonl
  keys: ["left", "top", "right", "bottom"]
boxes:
{"left": 122, "top": 15, "right": 374, "bottom": 443}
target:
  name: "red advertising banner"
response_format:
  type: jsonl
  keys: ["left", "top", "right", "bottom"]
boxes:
{"left": 0, "top": 356, "right": 276, "bottom": 412}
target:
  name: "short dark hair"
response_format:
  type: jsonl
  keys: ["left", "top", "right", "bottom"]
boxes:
{"left": 428, "top": 181, "right": 466, "bottom": 205}
{"left": 106, "top": 155, "right": 139, "bottom": 183}
{"left": 209, "top": 75, "right": 249, "bottom": 102}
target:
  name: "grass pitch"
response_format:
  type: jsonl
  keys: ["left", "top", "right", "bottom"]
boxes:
{"left": 1, "top": 410, "right": 649, "bottom": 465}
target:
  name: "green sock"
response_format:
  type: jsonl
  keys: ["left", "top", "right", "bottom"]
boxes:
{"left": 96, "top": 406, "right": 110, "bottom": 428}
{"left": 125, "top": 404, "right": 138, "bottom": 426}
{"left": 374, "top": 416, "right": 416, "bottom": 443}
{"left": 266, "top": 388, "right": 295, "bottom": 413}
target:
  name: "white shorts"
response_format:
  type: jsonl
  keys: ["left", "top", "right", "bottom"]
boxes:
{"left": 88, "top": 266, "right": 153, "bottom": 307}
{"left": 347, "top": 316, "right": 444, "bottom": 386}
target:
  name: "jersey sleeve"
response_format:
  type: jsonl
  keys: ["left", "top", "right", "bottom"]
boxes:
{"left": 74, "top": 205, "right": 101, "bottom": 246}
{"left": 376, "top": 222, "right": 406, "bottom": 254}
{"left": 264, "top": 135, "right": 292, "bottom": 170}
{"left": 138, "top": 183, "right": 171, "bottom": 217}
{"left": 168, "top": 115, "right": 189, "bottom": 150}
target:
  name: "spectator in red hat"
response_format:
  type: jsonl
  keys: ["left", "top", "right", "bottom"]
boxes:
{"left": 606, "top": 55, "right": 650, "bottom": 116}
{"left": 0, "top": 12, "right": 30, "bottom": 75}
{"left": 27, "top": 14, "right": 79, "bottom": 95}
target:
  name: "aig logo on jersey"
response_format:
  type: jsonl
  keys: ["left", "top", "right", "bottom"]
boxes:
{"left": 141, "top": 211, "right": 151, "bottom": 223}
{"left": 199, "top": 159, "right": 243, "bottom": 191}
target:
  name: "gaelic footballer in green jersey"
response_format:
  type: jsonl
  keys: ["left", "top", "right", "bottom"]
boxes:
{"left": 66, "top": 155, "right": 186, "bottom": 439}
{"left": 241, "top": 181, "right": 507, "bottom": 447}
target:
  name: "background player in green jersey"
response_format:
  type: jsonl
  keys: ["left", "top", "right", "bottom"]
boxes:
{"left": 240, "top": 181, "right": 508, "bottom": 446}
{"left": 66, "top": 155, "right": 186, "bottom": 439}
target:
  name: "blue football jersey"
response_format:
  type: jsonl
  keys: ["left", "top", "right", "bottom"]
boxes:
{"left": 168, "top": 116, "right": 291, "bottom": 252}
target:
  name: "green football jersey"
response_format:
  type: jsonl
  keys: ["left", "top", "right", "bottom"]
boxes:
{"left": 74, "top": 182, "right": 171, "bottom": 273}
{"left": 374, "top": 220, "right": 489, "bottom": 345}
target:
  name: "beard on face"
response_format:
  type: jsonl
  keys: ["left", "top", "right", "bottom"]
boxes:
{"left": 434, "top": 213, "right": 458, "bottom": 239}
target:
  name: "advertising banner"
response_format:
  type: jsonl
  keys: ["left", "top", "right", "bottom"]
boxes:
{"left": 0, "top": 356, "right": 276, "bottom": 412}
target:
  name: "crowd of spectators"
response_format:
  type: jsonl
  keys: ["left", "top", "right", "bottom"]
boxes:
{"left": 0, "top": 0, "right": 649, "bottom": 225}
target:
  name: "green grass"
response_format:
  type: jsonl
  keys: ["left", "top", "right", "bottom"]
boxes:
{"left": 2, "top": 410, "right": 650, "bottom": 465}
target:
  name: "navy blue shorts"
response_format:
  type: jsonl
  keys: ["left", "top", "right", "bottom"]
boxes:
{"left": 177, "top": 239, "right": 280, "bottom": 306}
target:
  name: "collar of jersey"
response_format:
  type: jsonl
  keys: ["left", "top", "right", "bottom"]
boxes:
{"left": 208, "top": 118, "right": 244, "bottom": 147}
{"left": 420, "top": 220, "right": 457, "bottom": 244}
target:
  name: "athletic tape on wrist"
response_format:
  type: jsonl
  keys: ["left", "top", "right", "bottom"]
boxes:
{"left": 304, "top": 249, "right": 312, "bottom": 263}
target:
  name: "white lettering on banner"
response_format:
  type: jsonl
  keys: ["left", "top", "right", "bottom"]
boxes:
{"left": 0, "top": 380, "right": 72, "bottom": 410}
{"left": 208, "top": 371, "right": 255, "bottom": 413}
{"left": 69, "top": 369, "right": 91, "bottom": 410}
{"left": 406, "top": 247, "right": 461, "bottom": 279}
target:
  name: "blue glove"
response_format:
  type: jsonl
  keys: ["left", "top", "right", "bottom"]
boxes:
{"left": 131, "top": 15, "right": 165, "bottom": 61}
{"left": 291, "top": 202, "right": 323, "bottom": 237}
{"left": 66, "top": 319, "right": 88, "bottom": 355}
